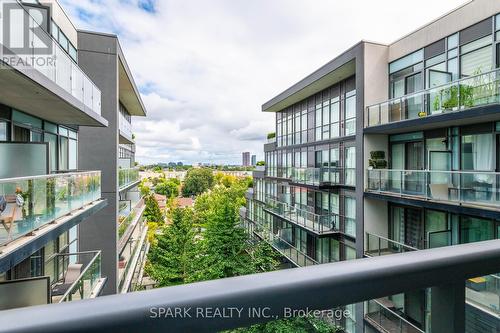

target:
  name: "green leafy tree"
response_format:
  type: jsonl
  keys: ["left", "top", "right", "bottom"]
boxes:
{"left": 155, "top": 180, "right": 179, "bottom": 198}
{"left": 182, "top": 168, "right": 214, "bottom": 197}
{"left": 228, "top": 316, "right": 339, "bottom": 333}
{"left": 146, "top": 208, "right": 198, "bottom": 286}
{"left": 143, "top": 194, "right": 163, "bottom": 223}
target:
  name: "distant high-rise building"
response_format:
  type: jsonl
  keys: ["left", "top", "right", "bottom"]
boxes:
{"left": 242, "top": 152, "right": 251, "bottom": 166}
{"left": 251, "top": 155, "right": 257, "bottom": 166}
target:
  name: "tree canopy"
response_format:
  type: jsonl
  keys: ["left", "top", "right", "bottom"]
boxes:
{"left": 154, "top": 179, "right": 180, "bottom": 198}
{"left": 182, "top": 168, "right": 214, "bottom": 197}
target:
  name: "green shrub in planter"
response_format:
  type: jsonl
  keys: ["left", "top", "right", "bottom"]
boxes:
{"left": 369, "top": 151, "right": 387, "bottom": 170}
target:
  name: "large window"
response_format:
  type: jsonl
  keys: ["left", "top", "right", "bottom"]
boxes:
{"left": 344, "top": 91, "right": 356, "bottom": 136}
{"left": 461, "top": 133, "right": 493, "bottom": 171}
{"left": 345, "top": 146, "right": 356, "bottom": 186}
{"left": 460, "top": 216, "right": 494, "bottom": 244}
{"left": 461, "top": 35, "right": 493, "bottom": 77}
{"left": 344, "top": 197, "right": 356, "bottom": 238}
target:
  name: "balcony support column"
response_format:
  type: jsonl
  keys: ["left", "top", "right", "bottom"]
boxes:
{"left": 430, "top": 281, "right": 465, "bottom": 333}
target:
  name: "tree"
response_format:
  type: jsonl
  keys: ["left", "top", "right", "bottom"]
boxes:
{"left": 228, "top": 316, "right": 339, "bottom": 333}
{"left": 139, "top": 183, "right": 151, "bottom": 197}
{"left": 143, "top": 194, "right": 163, "bottom": 223}
{"left": 182, "top": 168, "right": 214, "bottom": 197}
{"left": 146, "top": 208, "right": 198, "bottom": 286}
{"left": 256, "top": 161, "right": 265, "bottom": 166}
{"left": 155, "top": 180, "right": 179, "bottom": 198}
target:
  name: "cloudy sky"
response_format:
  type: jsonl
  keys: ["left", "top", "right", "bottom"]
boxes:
{"left": 61, "top": 0, "right": 465, "bottom": 165}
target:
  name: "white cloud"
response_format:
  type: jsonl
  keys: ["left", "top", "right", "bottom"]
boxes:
{"left": 61, "top": 0, "right": 466, "bottom": 164}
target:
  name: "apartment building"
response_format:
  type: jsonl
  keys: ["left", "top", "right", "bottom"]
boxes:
{"left": 242, "top": 0, "right": 500, "bottom": 332}
{"left": 0, "top": 0, "right": 108, "bottom": 308}
{"left": 77, "top": 30, "right": 148, "bottom": 294}
{"left": 242, "top": 152, "right": 251, "bottom": 167}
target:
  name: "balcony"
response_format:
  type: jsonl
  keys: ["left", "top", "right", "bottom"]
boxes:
{"left": 365, "top": 233, "right": 500, "bottom": 317}
{"left": 365, "top": 232, "right": 417, "bottom": 257}
{"left": 119, "top": 112, "right": 134, "bottom": 144}
{"left": 0, "top": 2, "right": 105, "bottom": 126}
{"left": 264, "top": 196, "right": 339, "bottom": 234}
{"left": 291, "top": 167, "right": 355, "bottom": 187}
{"left": 0, "top": 250, "right": 104, "bottom": 310}
{"left": 119, "top": 205, "right": 148, "bottom": 293}
{"left": 366, "top": 169, "right": 500, "bottom": 210}
{"left": 0, "top": 171, "right": 101, "bottom": 247}
{"left": 249, "top": 218, "right": 318, "bottom": 267}
{"left": 365, "top": 299, "right": 424, "bottom": 333}
{"left": 118, "top": 168, "right": 140, "bottom": 191}
{"left": 365, "top": 68, "right": 500, "bottom": 131}
{"left": 47, "top": 251, "right": 104, "bottom": 303}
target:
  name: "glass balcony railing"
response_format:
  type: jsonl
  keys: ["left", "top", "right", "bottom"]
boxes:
{"left": 365, "top": 233, "right": 418, "bottom": 257}
{"left": 47, "top": 251, "right": 103, "bottom": 303}
{"left": 249, "top": 217, "right": 318, "bottom": 267}
{"left": 365, "top": 299, "right": 425, "bottom": 333}
{"left": 119, "top": 112, "right": 133, "bottom": 139}
{"left": 291, "top": 167, "right": 356, "bottom": 187}
{"left": 366, "top": 169, "right": 500, "bottom": 208}
{"left": 366, "top": 68, "right": 500, "bottom": 127}
{"left": 264, "top": 196, "right": 339, "bottom": 234}
{"left": 0, "top": 171, "right": 101, "bottom": 247}
{"left": 365, "top": 232, "right": 500, "bottom": 316}
{"left": 466, "top": 274, "right": 500, "bottom": 316}
{"left": 118, "top": 168, "right": 140, "bottom": 190}
{"left": 0, "top": 2, "right": 102, "bottom": 115}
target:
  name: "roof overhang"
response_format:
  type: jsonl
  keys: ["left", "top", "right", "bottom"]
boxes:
{"left": 0, "top": 60, "right": 108, "bottom": 127}
{"left": 262, "top": 42, "right": 366, "bottom": 113}
{"left": 263, "top": 60, "right": 356, "bottom": 113}
{"left": 118, "top": 45, "right": 147, "bottom": 117}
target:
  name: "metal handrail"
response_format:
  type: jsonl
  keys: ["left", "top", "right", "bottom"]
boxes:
{"left": 58, "top": 250, "right": 102, "bottom": 303}
{"left": 2, "top": 240, "right": 500, "bottom": 333}
{"left": 366, "top": 232, "right": 419, "bottom": 252}
{"left": 0, "top": 171, "right": 101, "bottom": 183}
{"left": 368, "top": 168, "right": 500, "bottom": 175}
{"left": 369, "top": 299, "right": 425, "bottom": 333}
{"left": 366, "top": 67, "right": 500, "bottom": 109}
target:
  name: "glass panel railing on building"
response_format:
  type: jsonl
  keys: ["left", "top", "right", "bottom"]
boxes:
{"left": 1, "top": 250, "right": 103, "bottom": 308}
{"left": 264, "top": 196, "right": 339, "bottom": 234}
{"left": 119, "top": 112, "right": 133, "bottom": 139}
{"left": 53, "top": 251, "right": 103, "bottom": 303}
{"left": 365, "top": 232, "right": 418, "bottom": 257}
{"left": 291, "top": 167, "right": 344, "bottom": 186}
{"left": 366, "top": 169, "right": 500, "bottom": 208}
{"left": 365, "top": 68, "right": 500, "bottom": 127}
{"left": 247, "top": 217, "right": 318, "bottom": 267}
{"left": 466, "top": 274, "right": 500, "bottom": 316}
{"left": 365, "top": 299, "right": 425, "bottom": 333}
{"left": 365, "top": 232, "right": 500, "bottom": 316}
{"left": 118, "top": 168, "right": 140, "bottom": 190}
{"left": 0, "top": 171, "right": 101, "bottom": 247}
{"left": 0, "top": 2, "right": 102, "bottom": 115}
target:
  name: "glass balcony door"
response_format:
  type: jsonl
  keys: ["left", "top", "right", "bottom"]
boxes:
{"left": 427, "top": 69, "right": 452, "bottom": 115}
{"left": 405, "top": 73, "right": 423, "bottom": 120}
{"left": 391, "top": 206, "right": 423, "bottom": 250}
{"left": 391, "top": 141, "right": 424, "bottom": 193}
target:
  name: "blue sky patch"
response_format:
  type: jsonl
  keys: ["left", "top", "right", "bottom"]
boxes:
{"left": 138, "top": 0, "right": 156, "bottom": 13}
